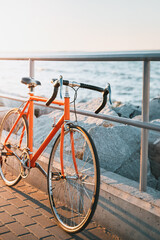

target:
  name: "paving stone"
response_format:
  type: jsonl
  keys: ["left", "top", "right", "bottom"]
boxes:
{"left": 21, "top": 205, "right": 42, "bottom": 218}
{"left": 0, "top": 231, "right": 19, "bottom": 240}
{"left": 0, "top": 220, "right": 3, "bottom": 227}
{"left": 40, "top": 198, "right": 50, "bottom": 208}
{"left": 0, "top": 190, "right": 16, "bottom": 200}
{"left": 15, "top": 185, "right": 37, "bottom": 195}
{"left": 2, "top": 204, "right": 22, "bottom": 216}
{"left": 0, "top": 211, "right": 16, "bottom": 224}
{"left": 46, "top": 225, "right": 71, "bottom": 240}
{"left": 32, "top": 215, "right": 56, "bottom": 228}
{"left": 13, "top": 213, "right": 36, "bottom": 227}
{"left": 19, "top": 233, "right": 38, "bottom": 240}
{"left": 0, "top": 197, "right": 10, "bottom": 207}
{"left": 23, "top": 198, "right": 40, "bottom": 209}
{"left": 36, "top": 205, "right": 53, "bottom": 218}
{"left": 3, "top": 186, "right": 16, "bottom": 194}
{"left": 0, "top": 225, "right": 10, "bottom": 235}
{"left": 6, "top": 221, "right": 29, "bottom": 236}
{"left": 42, "top": 236, "right": 58, "bottom": 240}
{"left": 26, "top": 223, "right": 52, "bottom": 239}
{"left": 8, "top": 197, "right": 28, "bottom": 208}
{"left": 0, "top": 188, "right": 6, "bottom": 193}
{"left": 81, "top": 226, "right": 110, "bottom": 240}
{"left": 15, "top": 181, "right": 26, "bottom": 188}
{"left": 29, "top": 191, "right": 48, "bottom": 201}
{"left": 12, "top": 191, "right": 28, "bottom": 201}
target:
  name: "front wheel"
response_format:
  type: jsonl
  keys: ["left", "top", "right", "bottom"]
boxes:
{"left": 0, "top": 108, "right": 28, "bottom": 186}
{"left": 47, "top": 125, "right": 100, "bottom": 233}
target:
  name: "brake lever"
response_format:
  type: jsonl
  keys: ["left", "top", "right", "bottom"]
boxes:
{"left": 59, "top": 75, "right": 63, "bottom": 99}
{"left": 107, "top": 83, "right": 112, "bottom": 105}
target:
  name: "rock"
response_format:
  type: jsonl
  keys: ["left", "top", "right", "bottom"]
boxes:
{"left": 34, "top": 106, "right": 53, "bottom": 118}
{"left": 147, "top": 172, "right": 159, "bottom": 190}
{"left": 149, "top": 97, "right": 160, "bottom": 121}
{"left": 148, "top": 138, "right": 160, "bottom": 179}
{"left": 88, "top": 125, "right": 141, "bottom": 177}
{"left": 113, "top": 103, "right": 141, "bottom": 118}
{"left": 33, "top": 114, "right": 58, "bottom": 153}
{"left": 129, "top": 97, "right": 160, "bottom": 121}
{"left": 148, "top": 120, "right": 160, "bottom": 180}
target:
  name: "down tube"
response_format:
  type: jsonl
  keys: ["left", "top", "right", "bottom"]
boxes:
{"left": 31, "top": 116, "right": 64, "bottom": 167}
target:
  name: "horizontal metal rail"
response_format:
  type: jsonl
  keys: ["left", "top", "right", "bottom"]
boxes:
{"left": 0, "top": 51, "right": 160, "bottom": 61}
{"left": 0, "top": 94, "right": 160, "bottom": 132}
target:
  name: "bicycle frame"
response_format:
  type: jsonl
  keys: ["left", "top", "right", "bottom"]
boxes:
{"left": 3, "top": 92, "right": 77, "bottom": 173}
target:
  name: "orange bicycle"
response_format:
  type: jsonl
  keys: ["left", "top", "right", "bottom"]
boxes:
{"left": 0, "top": 75, "right": 111, "bottom": 233}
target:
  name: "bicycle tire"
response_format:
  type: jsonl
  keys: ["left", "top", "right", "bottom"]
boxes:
{"left": 0, "top": 108, "right": 28, "bottom": 186}
{"left": 48, "top": 125, "right": 100, "bottom": 233}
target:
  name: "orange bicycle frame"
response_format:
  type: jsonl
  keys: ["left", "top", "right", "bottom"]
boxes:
{"left": 4, "top": 92, "right": 76, "bottom": 175}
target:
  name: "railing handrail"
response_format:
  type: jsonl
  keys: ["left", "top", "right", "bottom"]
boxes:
{"left": 0, "top": 50, "right": 160, "bottom": 61}
{"left": 1, "top": 93, "right": 160, "bottom": 132}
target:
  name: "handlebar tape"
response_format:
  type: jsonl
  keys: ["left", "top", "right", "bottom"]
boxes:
{"left": 80, "top": 83, "right": 104, "bottom": 93}
{"left": 62, "top": 80, "right": 104, "bottom": 93}
{"left": 46, "top": 80, "right": 60, "bottom": 106}
{"left": 95, "top": 88, "right": 109, "bottom": 114}
{"left": 46, "top": 87, "right": 59, "bottom": 106}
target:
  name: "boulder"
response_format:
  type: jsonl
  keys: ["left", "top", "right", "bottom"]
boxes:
{"left": 148, "top": 120, "right": 160, "bottom": 180}
{"left": 113, "top": 103, "right": 141, "bottom": 118}
{"left": 149, "top": 97, "right": 160, "bottom": 121}
{"left": 130, "top": 97, "right": 160, "bottom": 122}
{"left": 148, "top": 138, "right": 160, "bottom": 179}
{"left": 89, "top": 125, "right": 141, "bottom": 178}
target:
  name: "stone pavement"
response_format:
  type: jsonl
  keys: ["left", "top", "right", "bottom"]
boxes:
{"left": 0, "top": 178, "right": 120, "bottom": 240}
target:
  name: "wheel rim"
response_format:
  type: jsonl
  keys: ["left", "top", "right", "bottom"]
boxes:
{"left": 48, "top": 126, "right": 99, "bottom": 231}
{"left": 0, "top": 110, "right": 28, "bottom": 185}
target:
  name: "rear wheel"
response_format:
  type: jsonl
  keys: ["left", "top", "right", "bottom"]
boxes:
{"left": 48, "top": 125, "right": 100, "bottom": 233}
{"left": 0, "top": 108, "right": 28, "bottom": 186}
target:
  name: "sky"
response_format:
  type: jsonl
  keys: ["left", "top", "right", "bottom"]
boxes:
{"left": 0, "top": 0, "right": 160, "bottom": 53}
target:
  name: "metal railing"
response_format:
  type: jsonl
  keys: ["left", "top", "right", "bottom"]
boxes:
{"left": 0, "top": 51, "right": 160, "bottom": 192}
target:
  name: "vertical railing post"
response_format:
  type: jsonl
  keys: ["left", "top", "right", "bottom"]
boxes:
{"left": 29, "top": 59, "right": 34, "bottom": 78}
{"left": 139, "top": 60, "right": 150, "bottom": 191}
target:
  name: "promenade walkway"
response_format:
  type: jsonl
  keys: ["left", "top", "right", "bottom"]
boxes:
{"left": 0, "top": 178, "right": 120, "bottom": 240}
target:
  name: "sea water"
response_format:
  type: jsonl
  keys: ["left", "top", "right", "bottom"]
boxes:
{"left": 0, "top": 57, "right": 160, "bottom": 106}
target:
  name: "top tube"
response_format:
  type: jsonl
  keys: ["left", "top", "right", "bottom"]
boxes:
{"left": 29, "top": 95, "right": 64, "bottom": 106}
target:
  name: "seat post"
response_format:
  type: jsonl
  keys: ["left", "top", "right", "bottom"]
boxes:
{"left": 28, "top": 85, "right": 35, "bottom": 93}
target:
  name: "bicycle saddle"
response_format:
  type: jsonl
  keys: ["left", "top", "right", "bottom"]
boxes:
{"left": 21, "top": 77, "right": 41, "bottom": 87}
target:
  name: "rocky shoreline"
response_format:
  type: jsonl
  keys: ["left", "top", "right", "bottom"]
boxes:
{"left": 0, "top": 97, "right": 160, "bottom": 190}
